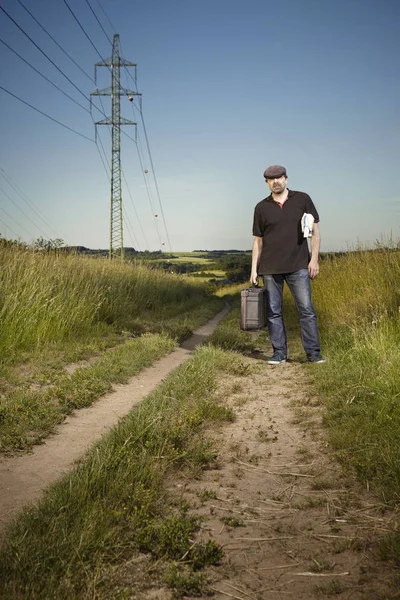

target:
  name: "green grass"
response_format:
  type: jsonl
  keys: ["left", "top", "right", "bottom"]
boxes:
{"left": 0, "top": 293, "right": 225, "bottom": 453}
{"left": 0, "top": 245, "right": 224, "bottom": 453}
{"left": 0, "top": 345, "right": 243, "bottom": 599}
{"left": 0, "top": 333, "right": 175, "bottom": 452}
{"left": 3, "top": 242, "right": 400, "bottom": 588}
{"left": 308, "top": 247, "right": 400, "bottom": 505}
{"left": 0, "top": 246, "right": 216, "bottom": 364}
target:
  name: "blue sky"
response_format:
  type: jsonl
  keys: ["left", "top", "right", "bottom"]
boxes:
{"left": 0, "top": 0, "right": 399, "bottom": 252}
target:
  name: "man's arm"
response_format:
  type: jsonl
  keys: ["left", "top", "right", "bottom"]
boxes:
{"left": 250, "top": 236, "right": 263, "bottom": 284}
{"left": 308, "top": 222, "right": 320, "bottom": 279}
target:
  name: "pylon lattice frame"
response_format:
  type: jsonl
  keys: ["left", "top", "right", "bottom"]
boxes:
{"left": 91, "top": 34, "right": 140, "bottom": 260}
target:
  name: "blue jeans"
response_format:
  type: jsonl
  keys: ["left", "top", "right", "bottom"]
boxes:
{"left": 263, "top": 269, "right": 321, "bottom": 358}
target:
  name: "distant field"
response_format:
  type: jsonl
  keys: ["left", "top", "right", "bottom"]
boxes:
{"left": 168, "top": 252, "right": 209, "bottom": 258}
{"left": 154, "top": 252, "right": 251, "bottom": 263}
{"left": 154, "top": 255, "right": 213, "bottom": 264}
{"left": 150, "top": 251, "right": 252, "bottom": 283}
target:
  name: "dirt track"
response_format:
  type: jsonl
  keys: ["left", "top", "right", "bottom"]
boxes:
{"left": 171, "top": 358, "right": 399, "bottom": 599}
{"left": 0, "top": 305, "right": 399, "bottom": 598}
{"left": 0, "top": 304, "right": 230, "bottom": 539}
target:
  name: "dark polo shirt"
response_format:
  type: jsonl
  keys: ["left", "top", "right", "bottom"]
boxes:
{"left": 252, "top": 190, "right": 320, "bottom": 275}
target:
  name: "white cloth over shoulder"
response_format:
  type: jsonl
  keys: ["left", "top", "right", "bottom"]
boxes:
{"left": 301, "top": 213, "right": 314, "bottom": 238}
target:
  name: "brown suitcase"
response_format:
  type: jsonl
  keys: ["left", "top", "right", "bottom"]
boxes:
{"left": 240, "top": 285, "right": 267, "bottom": 331}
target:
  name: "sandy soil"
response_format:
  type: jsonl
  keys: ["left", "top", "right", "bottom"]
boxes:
{"left": 1, "top": 308, "right": 399, "bottom": 598}
{"left": 171, "top": 358, "right": 400, "bottom": 599}
{"left": 0, "top": 304, "right": 230, "bottom": 539}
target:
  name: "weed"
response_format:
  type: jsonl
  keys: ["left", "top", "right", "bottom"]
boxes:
{"left": 309, "top": 556, "right": 335, "bottom": 573}
{"left": 164, "top": 564, "right": 207, "bottom": 597}
{"left": 331, "top": 537, "right": 366, "bottom": 554}
{"left": 233, "top": 395, "right": 251, "bottom": 406}
{"left": 230, "top": 382, "right": 244, "bottom": 394}
{"left": 190, "top": 540, "right": 224, "bottom": 570}
{"left": 199, "top": 400, "right": 236, "bottom": 423}
{"left": 197, "top": 489, "right": 217, "bottom": 502}
{"left": 379, "top": 532, "right": 400, "bottom": 565}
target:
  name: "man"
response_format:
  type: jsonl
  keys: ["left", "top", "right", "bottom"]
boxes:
{"left": 250, "top": 164, "right": 325, "bottom": 364}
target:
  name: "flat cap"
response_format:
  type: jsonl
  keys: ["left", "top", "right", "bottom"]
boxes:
{"left": 263, "top": 165, "right": 287, "bottom": 179}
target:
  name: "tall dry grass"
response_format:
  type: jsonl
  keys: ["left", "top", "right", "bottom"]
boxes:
{"left": 0, "top": 246, "right": 212, "bottom": 362}
{"left": 315, "top": 248, "right": 400, "bottom": 332}
{"left": 310, "top": 247, "right": 400, "bottom": 504}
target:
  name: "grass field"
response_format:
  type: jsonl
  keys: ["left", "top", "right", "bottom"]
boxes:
{"left": 0, "top": 345, "right": 243, "bottom": 598}
{"left": 153, "top": 255, "right": 213, "bottom": 264}
{"left": 0, "top": 245, "right": 219, "bottom": 365}
{"left": 1, "top": 243, "right": 400, "bottom": 596}
{"left": 0, "top": 245, "right": 224, "bottom": 452}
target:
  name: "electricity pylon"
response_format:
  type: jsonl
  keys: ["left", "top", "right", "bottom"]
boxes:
{"left": 91, "top": 34, "right": 140, "bottom": 260}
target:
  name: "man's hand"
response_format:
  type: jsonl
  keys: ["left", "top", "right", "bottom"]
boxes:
{"left": 309, "top": 223, "right": 321, "bottom": 279}
{"left": 308, "top": 259, "right": 319, "bottom": 279}
{"left": 251, "top": 236, "right": 263, "bottom": 286}
{"left": 250, "top": 270, "right": 258, "bottom": 285}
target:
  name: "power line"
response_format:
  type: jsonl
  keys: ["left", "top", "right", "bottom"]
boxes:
{"left": 96, "top": 133, "right": 143, "bottom": 252}
{"left": 94, "top": 133, "right": 111, "bottom": 181}
{"left": 137, "top": 104, "right": 172, "bottom": 252}
{"left": 119, "top": 58, "right": 170, "bottom": 250}
{"left": 122, "top": 205, "right": 140, "bottom": 251}
{"left": 120, "top": 60, "right": 172, "bottom": 251}
{"left": 15, "top": 0, "right": 94, "bottom": 83}
{"left": 1, "top": 1, "right": 147, "bottom": 251}
{"left": 0, "top": 185, "right": 50, "bottom": 239}
{"left": 0, "top": 168, "right": 62, "bottom": 239}
{"left": 0, "top": 2, "right": 122, "bottom": 138}
{"left": 63, "top": 0, "right": 109, "bottom": 64}
{"left": 0, "top": 38, "right": 91, "bottom": 115}
{"left": 0, "top": 84, "right": 95, "bottom": 142}
{"left": 121, "top": 168, "right": 149, "bottom": 250}
{"left": 0, "top": 218, "right": 20, "bottom": 241}
{"left": 91, "top": 65, "right": 148, "bottom": 252}
{"left": 58, "top": 1, "right": 139, "bottom": 148}
{"left": 131, "top": 136, "right": 164, "bottom": 248}
{"left": 96, "top": 96, "right": 150, "bottom": 251}
{"left": 121, "top": 89, "right": 168, "bottom": 246}
{"left": 94, "top": 0, "right": 116, "bottom": 34}
{"left": 0, "top": 203, "right": 35, "bottom": 239}
{"left": 84, "top": 0, "right": 112, "bottom": 45}
{"left": 34, "top": 0, "right": 163, "bottom": 252}
{"left": 0, "top": 5, "right": 94, "bottom": 108}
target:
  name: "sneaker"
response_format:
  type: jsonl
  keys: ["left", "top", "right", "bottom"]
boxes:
{"left": 307, "top": 353, "right": 326, "bottom": 363}
{"left": 267, "top": 352, "right": 287, "bottom": 365}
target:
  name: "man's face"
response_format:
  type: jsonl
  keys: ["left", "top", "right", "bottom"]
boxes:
{"left": 266, "top": 175, "right": 287, "bottom": 194}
